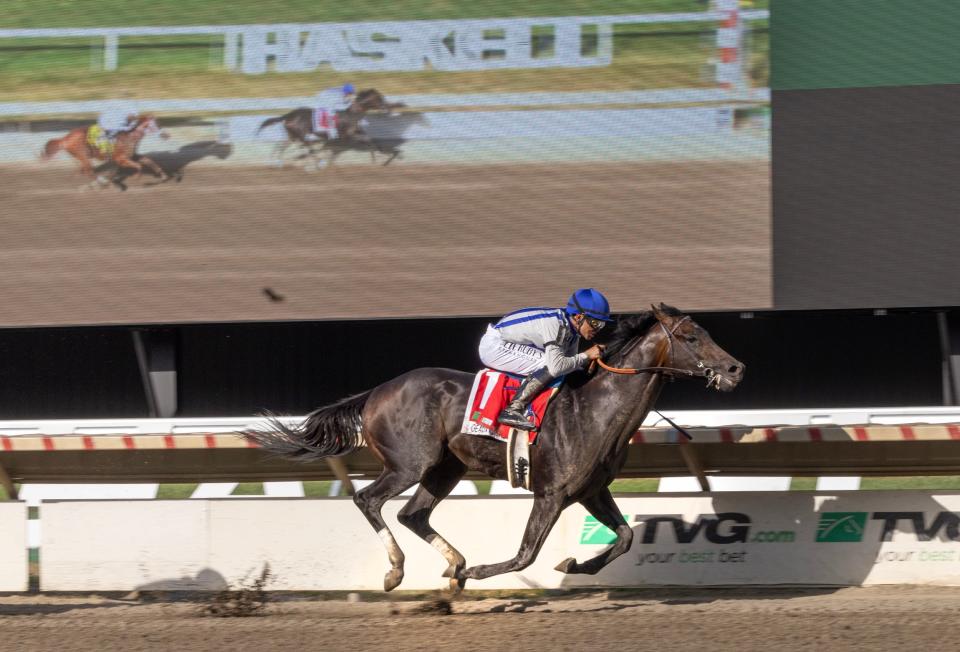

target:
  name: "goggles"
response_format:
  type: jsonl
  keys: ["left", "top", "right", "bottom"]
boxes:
{"left": 584, "top": 316, "right": 606, "bottom": 331}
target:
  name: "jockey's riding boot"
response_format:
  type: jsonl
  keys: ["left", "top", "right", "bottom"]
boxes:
{"left": 498, "top": 368, "right": 553, "bottom": 431}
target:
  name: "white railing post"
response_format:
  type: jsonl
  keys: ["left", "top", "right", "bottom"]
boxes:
{"left": 714, "top": 0, "right": 744, "bottom": 92}
{"left": 223, "top": 30, "right": 239, "bottom": 70}
{"left": 104, "top": 33, "right": 118, "bottom": 71}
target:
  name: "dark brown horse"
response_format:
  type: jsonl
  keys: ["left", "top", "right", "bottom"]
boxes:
{"left": 245, "top": 304, "right": 744, "bottom": 592}
{"left": 41, "top": 114, "right": 168, "bottom": 188}
{"left": 256, "top": 88, "right": 405, "bottom": 167}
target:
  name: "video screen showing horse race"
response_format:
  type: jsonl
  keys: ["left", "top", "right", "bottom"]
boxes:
{"left": 0, "top": 0, "right": 770, "bottom": 327}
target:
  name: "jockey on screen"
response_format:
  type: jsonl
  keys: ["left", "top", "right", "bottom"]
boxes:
{"left": 97, "top": 103, "right": 139, "bottom": 139}
{"left": 478, "top": 288, "right": 613, "bottom": 431}
{"left": 313, "top": 83, "right": 356, "bottom": 140}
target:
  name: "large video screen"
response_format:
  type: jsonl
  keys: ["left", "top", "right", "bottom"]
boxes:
{"left": 772, "top": 0, "right": 960, "bottom": 310}
{"left": 0, "top": 1, "right": 770, "bottom": 326}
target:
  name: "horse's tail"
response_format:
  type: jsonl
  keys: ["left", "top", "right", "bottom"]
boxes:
{"left": 41, "top": 137, "right": 63, "bottom": 161}
{"left": 242, "top": 390, "right": 373, "bottom": 461}
{"left": 257, "top": 113, "right": 290, "bottom": 134}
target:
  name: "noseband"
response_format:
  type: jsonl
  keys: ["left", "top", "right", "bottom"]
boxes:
{"left": 595, "top": 316, "right": 707, "bottom": 379}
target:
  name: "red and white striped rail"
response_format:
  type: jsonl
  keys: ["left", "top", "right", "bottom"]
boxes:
{"left": 1, "top": 424, "right": 959, "bottom": 452}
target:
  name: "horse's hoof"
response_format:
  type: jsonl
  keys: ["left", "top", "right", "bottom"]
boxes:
{"left": 384, "top": 568, "right": 404, "bottom": 592}
{"left": 441, "top": 562, "right": 464, "bottom": 579}
{"left": 448, "top": 576, "right": 466, "bottom": 594}
{"left": 554, "top": 557, "right": 578, "bottom": 574}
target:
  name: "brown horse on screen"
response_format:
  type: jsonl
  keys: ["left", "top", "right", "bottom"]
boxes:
{"left": 245, "top": 304, "right": 745, "bottom": 592}
{"left": 41, "top": 114, "right": 168, "bottom": 187}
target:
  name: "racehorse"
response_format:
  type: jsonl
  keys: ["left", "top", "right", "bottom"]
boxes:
{"left": 256, "top": 88, "right": 405, "bottom": 167}
{"left": 245, "top": 304, "right": 744, "bottom": 592}
{"left": 41, "top": 114, "right": 168, "bottom": 188}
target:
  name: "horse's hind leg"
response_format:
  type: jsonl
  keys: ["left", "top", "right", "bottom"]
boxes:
{"left": 555, "top": 487, "right": 632, "bottom": 575}
{"left": 270, "top": 141, "right": 291, "bottom": 168}
{"left": 354, "top": 469, "right": 419, "bottom": 591}
{"left": 396, "top": 455, "right": 468, "bottom": 586}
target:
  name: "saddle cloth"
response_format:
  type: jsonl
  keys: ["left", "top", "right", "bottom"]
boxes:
{"left": 460, "top": 369, "right": 560, "bottom": 443}
{"left": 313, "top": 108, "right": 339, "bottom": 133}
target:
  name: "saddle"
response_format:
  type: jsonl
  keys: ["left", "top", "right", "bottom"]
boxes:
{"left": 460, "top": 369, "right": 560, "bottom": 490}
{"left": 86, "top": 125, "right": 113, "bottom": 155}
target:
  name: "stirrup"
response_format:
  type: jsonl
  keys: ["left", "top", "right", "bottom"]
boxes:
{"left": 497, "top": 406, "right": 536, "bottom": 431}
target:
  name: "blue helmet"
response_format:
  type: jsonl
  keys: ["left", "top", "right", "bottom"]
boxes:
{"left": 342, "top": 83, "right": 356, "bottom": 95}
{"left": 565, "top": 288, "right": 613, "bottom": 321}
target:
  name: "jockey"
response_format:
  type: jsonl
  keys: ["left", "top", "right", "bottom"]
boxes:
{"left": 97, "top": 102, "right": 139, "bottom": 140}
{"left": 478, "top": 288, "right": 613, "bottom": 431}
{"left": 313, "top": 83, "right": 356, "bottom": 140}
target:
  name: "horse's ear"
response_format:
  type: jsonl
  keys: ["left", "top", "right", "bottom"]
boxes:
{"left": 651, "top": 303, "right": 664, "bottom": 319}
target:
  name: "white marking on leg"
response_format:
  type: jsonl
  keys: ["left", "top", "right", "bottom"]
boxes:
{"left": 427, "top": 534, "right": 454, "bottom": 558}
{"left": 377, "top": 527, "right": 404, "bottom": 566}
{"left": 427, "top": 533, "right": 464, "bottom": 570}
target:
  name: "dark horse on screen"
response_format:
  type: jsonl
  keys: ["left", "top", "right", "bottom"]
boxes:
{"left": 256, "top": 88, "right": 413, "bottom": 168}
{"left": 245, "top": 304, "right": 744, "bottom": 591}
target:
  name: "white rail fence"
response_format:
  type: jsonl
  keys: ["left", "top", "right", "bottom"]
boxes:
{"left": 0, "top": 87, "right": 770, "bottom": 118}
{"left": 4, "top": 405, "right": 958, "bottom": 501}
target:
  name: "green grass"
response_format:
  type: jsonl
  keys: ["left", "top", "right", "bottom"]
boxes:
{"left": 156, "top": 483, "right": 199, "bottom": 499}
{"left": 859, "top": 476, "right": 960, "bottom": 491}
{"left": 0, "top": 0, "right": 769, "bottom": 103}
{"left": 609, "top": 478, "right": 661, "bottom": 493}
{"left": 0, "top": 31, "right": 768, "bottom": 102}
{"left": 2, "top": 1, "right": 768, "bottom": 28}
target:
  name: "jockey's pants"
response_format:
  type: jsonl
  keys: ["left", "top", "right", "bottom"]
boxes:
{"left": 478, "top": 325, "right": 546, "bottom": 376}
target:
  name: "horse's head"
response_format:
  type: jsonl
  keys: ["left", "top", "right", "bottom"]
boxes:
{"left": 600, "top": 304, "right": 744, "bottom": 392}
{"left": 350, "top": 89, "right": 405, "bottom": 115}
{"left": 134, "top": 113, "right": 169, "bottom": 140}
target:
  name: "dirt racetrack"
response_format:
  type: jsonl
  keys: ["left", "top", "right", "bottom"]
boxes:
{"left": 0, "top": 586, "right": 956, "bottom": 651}
{"left": 1, "top": 160, "right": 768, "bottom": 326}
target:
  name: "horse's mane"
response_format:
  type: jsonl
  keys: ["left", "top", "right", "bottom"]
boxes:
{"left": 560, "top": 305, "right": 684, "bottom": 390}
{"left": 595, "top": 304, "right": 686, "bottom": 361}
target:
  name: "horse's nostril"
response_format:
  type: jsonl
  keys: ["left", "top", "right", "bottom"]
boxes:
{"left": 728, "top": 365, "right": 740, "bottom": 374}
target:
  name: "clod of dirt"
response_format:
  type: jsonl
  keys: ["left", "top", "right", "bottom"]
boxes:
{"left": 202, "top": 564, "right": 273, "bottom": 617}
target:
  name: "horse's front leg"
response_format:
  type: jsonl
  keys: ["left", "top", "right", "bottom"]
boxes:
{"left": 138, "top": 155, "right": 168, "bottom": 181}
{"left": 460, "top": 495, "right": 564, "bottom": 584}
{"left": 555, "top": 487, "right": 633, "bottom": 575}
{"left": 113, "top": 155, "right": 143, "bottom": 178}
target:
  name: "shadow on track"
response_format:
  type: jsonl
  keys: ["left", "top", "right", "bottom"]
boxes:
{"left": 96, "top": 140, "right": 232, "bottom": 190}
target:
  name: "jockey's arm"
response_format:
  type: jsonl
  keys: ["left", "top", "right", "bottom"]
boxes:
{"left": 538, "top": 319, "right": 588, "bottom": 377}
{"left": 543, "top": 343, "right": 589, "bottom": 377}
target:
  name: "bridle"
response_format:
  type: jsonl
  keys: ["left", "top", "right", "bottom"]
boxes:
{"left": 593, "top": 315, "right": 726, "bottom": 442}
{"left": 595, "top": 316, "right": 712, "bottom": 381}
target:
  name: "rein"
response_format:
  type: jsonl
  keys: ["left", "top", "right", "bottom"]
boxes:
{"left": 596, "top": 316, "right": 705, "bottom": 379}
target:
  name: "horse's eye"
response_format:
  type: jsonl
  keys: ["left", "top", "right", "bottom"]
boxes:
{"left": 685, "top": 336, "right": 698, "bottom": 344}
